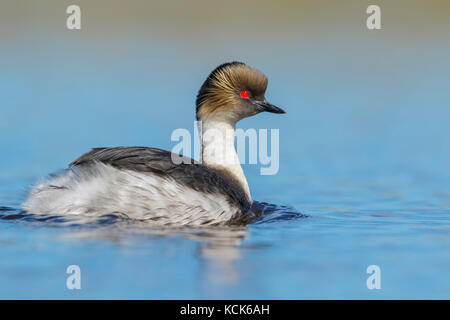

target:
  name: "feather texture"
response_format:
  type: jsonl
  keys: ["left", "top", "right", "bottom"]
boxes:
{"left": 24, "top": 147, "right": 252, "bottom": 226}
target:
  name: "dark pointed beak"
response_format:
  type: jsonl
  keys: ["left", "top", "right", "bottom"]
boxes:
{"left": 254, "top": 100, "right": 286, "bottom": 114}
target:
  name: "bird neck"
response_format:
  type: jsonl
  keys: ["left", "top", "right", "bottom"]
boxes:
{"left": 199, "top": 118, "right": 251, "bottom": 201}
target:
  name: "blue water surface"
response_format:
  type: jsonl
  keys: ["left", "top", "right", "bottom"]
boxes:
{"left": 0, "top": 35, "right": 449, "bottom": 299}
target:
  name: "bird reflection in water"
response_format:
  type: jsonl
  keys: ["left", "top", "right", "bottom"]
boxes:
{"left": 0, "top": 201, "right": 305, "bottom": 285}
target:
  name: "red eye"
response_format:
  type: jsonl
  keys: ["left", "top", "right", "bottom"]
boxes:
{"left": 240, "top": 90, "right": 250, "bottom": 99}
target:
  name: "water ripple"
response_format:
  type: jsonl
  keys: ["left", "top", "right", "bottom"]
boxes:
{"left": 0, "top": 200, "right": 305, "bottom": 228}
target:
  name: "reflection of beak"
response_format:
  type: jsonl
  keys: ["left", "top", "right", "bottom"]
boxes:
{"left": 254, "top": 100, "right": 286, "bottom": 114}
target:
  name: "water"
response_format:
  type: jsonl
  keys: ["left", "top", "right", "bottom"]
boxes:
{"left": 1, "top": 1, "right": 450, "bottom": 299}
{"left": 1, "top": 135, "right": 449, "bottom": 299}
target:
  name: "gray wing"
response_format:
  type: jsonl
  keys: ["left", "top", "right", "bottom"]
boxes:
{"left": 70, "top": 146, "right": 251, "bottom": 213}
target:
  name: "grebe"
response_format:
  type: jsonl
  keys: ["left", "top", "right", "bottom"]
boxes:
{"left": 23, "top": 62, "right": 285, "bottom": 226}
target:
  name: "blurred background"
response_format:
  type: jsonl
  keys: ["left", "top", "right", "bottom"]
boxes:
{"left": 0, "top": 0, "right": 449, "bottom": 299}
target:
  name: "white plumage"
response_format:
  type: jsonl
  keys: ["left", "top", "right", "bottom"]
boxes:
{"left": 24, "top": 162, "right": 236, "bottom": 226}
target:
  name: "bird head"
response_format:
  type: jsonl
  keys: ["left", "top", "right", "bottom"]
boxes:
{"left": 196, "top": 62, "right": 285, "bottom": 123}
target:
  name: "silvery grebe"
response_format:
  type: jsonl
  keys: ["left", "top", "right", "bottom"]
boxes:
{"left": 23, "top": 62, "right": 285, "bottom": 225}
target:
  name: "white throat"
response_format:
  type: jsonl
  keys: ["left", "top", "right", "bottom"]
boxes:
{"left": 199, "top": 119, "right": 251, "bottom": 201}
